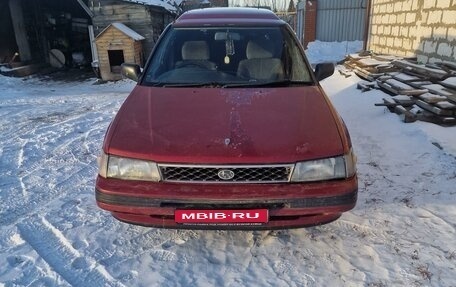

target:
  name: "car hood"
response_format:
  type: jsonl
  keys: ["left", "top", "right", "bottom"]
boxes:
{"left": 105, "top": 85, "right": 344, "bottom": 164}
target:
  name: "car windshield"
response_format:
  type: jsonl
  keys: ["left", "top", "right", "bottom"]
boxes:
{"left": 142, "top": 26, "right": 313, "bottom": 87}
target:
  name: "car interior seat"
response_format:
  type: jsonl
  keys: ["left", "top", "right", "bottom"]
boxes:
{"left": 175, "top": 41, "right": 217, "bottom": 70}
{"left": 237, "top": 40, "right": 284, "bottom": 81}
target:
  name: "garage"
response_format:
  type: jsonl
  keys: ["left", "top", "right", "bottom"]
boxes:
{"left": 0, "top": 0, "right": 93, "bottom": 76}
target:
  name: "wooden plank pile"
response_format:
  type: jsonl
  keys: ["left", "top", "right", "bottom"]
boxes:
{"left": 345, "top": 53, "right": 456, "bottom": 126}
{"left": 344, "top": 52, "right": 401, "bottom": 81}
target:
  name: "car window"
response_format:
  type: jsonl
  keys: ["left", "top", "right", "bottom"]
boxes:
{"left": 142, "top": 26, "right": 313, "bottom": 87}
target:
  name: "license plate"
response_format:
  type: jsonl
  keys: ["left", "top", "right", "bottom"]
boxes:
{"left": 175, "top": 209, "right": 269, "bottom": 225}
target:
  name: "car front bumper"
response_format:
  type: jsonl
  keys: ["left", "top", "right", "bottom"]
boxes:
{"left": 95, "top": 175, "right": 357, "bottom": 230}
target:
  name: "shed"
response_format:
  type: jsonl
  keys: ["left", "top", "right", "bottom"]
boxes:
{"left": 95, "top": 22, "right": 145, "bottom": 81}
{"left": 90, "top": 0, "right": 177, "bottom": 65}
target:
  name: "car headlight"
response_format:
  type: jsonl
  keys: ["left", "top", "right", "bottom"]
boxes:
{"left": 98, "top": 152, "right": 161, "bottom": 181}
{"left": 290, "top": 150, "right": 356, "bottom": 182}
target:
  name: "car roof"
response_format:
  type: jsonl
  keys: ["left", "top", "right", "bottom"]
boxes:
{"left": 173, "top": 7, "right": 285, "bottom": 27}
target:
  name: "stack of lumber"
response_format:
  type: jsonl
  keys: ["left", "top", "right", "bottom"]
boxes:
{"left": 344, "top": 53, "right": 400, "bottom": 81}
{"left": 344, "top": 52, "right": 456, "bottom": 125}
{"left": 370, "top": 59, "right": 456, "bottom": 126}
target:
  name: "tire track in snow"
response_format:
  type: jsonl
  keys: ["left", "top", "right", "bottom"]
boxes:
{"left": 1, "top": 88, "right": 125, "bottom": 227}
{"left": 94, "top": 228, "right": 193, "bottom": 268}
{"left": 328, "top": 219, "right": 393, "bottom": 241}
{"left": 0, "top": 162, "right": 85, "bottom": 227}
{"left": 17, "top": 215, "right": 126, "bottom": 287}
{"left": 0, "top": 113, "right": 106, "bottom": 226}
{"left": 0, "top": 227, "right": 73, "bottom": 287}
{"left": 17, "top": 137, "right": 29, "bottom": 199}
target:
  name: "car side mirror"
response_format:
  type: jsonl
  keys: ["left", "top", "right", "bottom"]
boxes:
{"left": 314, "top": 63, "right": 335, "bottom": 81}
{"left": 121, "top": 63, "right": 141, "bottom": 82}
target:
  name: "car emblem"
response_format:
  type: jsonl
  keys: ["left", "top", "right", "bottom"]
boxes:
{"left": 224, "top": 138, "right": 231, "bottom": 146}
{"left": 218, "top": 169, "right": 235, "bottom": 180}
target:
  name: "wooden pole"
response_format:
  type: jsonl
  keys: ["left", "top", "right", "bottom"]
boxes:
{"left": 8, "top": 0, "right": 32, "bottom": 61}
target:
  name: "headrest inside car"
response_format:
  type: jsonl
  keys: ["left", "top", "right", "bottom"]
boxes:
{"left": 182, "top": 41, "right": 210, "bottom": 60}
{"left": 246, "top": 40, "right": 275, "bottom": 59}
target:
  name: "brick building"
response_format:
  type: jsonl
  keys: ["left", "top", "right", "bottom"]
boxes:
{"left": 367, "top": 0, "right": 456, "bottom": 63}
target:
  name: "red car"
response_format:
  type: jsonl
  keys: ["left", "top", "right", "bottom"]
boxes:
{"left": 96, "top": 8, "right": 357, "bottom": 229}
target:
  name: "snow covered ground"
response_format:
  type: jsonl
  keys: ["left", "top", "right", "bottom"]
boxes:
{"left": 1, "top": 49, "right": 456, "bottom": 286}
{"left": 305, "top": 40, "right": 364, "bottom": 65}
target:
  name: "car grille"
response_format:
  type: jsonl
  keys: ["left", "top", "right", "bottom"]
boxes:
{"left": 158, "top": 164, "right": 293, "bottom": 183}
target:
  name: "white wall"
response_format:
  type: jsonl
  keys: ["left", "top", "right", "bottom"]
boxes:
{"left": 368, "top": 0, "right": 456, "bottom": 63}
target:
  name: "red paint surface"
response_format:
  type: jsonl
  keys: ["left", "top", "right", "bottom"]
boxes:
{"left": 105, "top": 86, "right": 345, "bottom": 164}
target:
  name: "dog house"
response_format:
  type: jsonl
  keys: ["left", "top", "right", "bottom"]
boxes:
{"left": 95, "top": 22, "right": 145, "bottom": 81}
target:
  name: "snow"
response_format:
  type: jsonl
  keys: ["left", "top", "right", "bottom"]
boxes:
{"left": 385, "top": 78, "right": 414, "bottom": 90}
{"left": 419, "top": 92, "right": 447, "bottom": 103}
{"left": 394, "top": 60, "right": 448, "bottom": 78}
{"left": 1, "top": 42, "right": 456, "bottom": 286}
{"left": 422, "top": 84, "right": 454, "bottom": 97}
{"left": 305, "top": 40, "right": 363, "bottom": 65}
{"left": 111, "top": 23, "right": 145, "bottom": 41}
{"left": 392, "top": 72, "right": 420, "bottom": 82}
{"left": 394, "top": 95, "right": 412, "bottom": 101}
{"left": 0, "top": 66, "right": 11, "bottom": 72}
{"left": 441, "top": 77, "right": 456, "bottom": 86}
{"left": 123, "top": 0, "right": 180, "bottom": 12}
{"left": 357, "top": 58, "right": 388, "bottom": 67}
{"left": 436, "top": 101, "right": 456, "bottom": 109}
{"left": 441, "top": 77, "right": 456, "bottom": 89}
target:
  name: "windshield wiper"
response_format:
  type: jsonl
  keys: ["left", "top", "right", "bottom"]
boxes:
{"left": 162, "top": 82, "right": 224, "bottom": 87}
{"left": 145, "top": 82, "right": 224, "bottom": 87}
{"left": 146, "top": 80, "right": 314, "bottom": 88}
{"left": 222, "top": 80, "right": 314, "bottom": 88}
{"left": 148, "top": 82, "right": 166, "bottom": 87}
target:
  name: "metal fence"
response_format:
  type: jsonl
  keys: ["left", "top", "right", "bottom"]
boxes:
{"left": 316, "top": 0, "right": 367, "bottom": 42}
